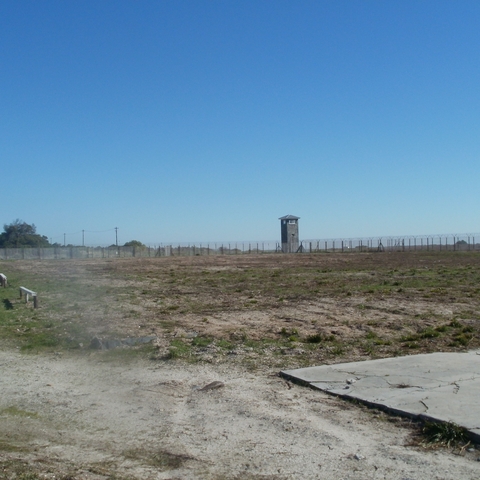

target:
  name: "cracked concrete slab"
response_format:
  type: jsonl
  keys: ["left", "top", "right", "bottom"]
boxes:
{"left": 281, "top": 350, "right": 480, "bottom": 441}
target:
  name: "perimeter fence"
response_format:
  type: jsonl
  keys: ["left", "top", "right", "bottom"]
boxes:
{"left": 0, "top": 233, "right": 478, "bottom": 261}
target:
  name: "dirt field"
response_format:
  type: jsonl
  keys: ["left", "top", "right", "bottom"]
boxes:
{"left": 1, "top": 252, "right": 479, "bottom": 478}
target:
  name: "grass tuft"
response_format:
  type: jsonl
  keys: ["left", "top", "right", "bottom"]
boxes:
{"left": 421, "top": 421, "right": 469, "bottom": 448}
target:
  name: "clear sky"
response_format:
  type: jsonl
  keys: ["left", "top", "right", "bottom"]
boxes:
{"left": 2, "top": 1, "right": 479, "bottom": 246}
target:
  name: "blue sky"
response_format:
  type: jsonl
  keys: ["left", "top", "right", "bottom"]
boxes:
{"left": 2, "top": 1, "right": 479, "bottom": 246}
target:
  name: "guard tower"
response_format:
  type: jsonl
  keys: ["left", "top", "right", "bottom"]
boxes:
{"left": 279, "top": 215, "right": 300, "bottom": 253}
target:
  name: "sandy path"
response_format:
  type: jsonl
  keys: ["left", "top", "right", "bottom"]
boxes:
{"left": 0, "top": 349, "right": 478, "bottom": 479}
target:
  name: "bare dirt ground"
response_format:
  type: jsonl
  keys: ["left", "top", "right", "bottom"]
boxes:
{"left": 1, "top": 252, "right": 480, "bottom": 479}
{"left": 2, "top": 349, "right": 480, "bottom": 480}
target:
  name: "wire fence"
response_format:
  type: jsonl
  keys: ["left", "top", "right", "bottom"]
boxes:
{"left": 0, "top": 233, "right": 478, "bottom": 260}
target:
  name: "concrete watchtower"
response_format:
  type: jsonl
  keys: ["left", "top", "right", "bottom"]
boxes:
{"left": 279, "top": 215, "right": 300, "bottom": 253}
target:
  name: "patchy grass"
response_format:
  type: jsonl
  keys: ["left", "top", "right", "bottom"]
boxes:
{"left": 0, "top": 268, "right": 92, "bottom": 352}
{"left": 167, "top": 338, "right": 193, "bottom": 360}
{"left": 0, "top": 251, "right": 479, "bottom": 367}
{"left": 0, "top": 406, "right": 38, "bottom": 418}
{"left": 0, "top": 252, "right": 479, "bottom": 479}
{"left": 192, "top": 335, "right": 213, "bottom": 347}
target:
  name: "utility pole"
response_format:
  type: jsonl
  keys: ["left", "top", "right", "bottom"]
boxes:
{"left": 64, "top": 233, "right": 66, "bottom": 246}
{"left": 82, "top": 230, "right": 85, "bottom": 247}
{"left": 115, "top": 227, "right": 118, "bottom": 247}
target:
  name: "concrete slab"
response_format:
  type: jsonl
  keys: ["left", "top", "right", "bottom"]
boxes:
{"left": 281, "top": 350, "right": 480, "bottom": 441}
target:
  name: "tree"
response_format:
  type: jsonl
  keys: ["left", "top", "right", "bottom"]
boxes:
{"left": 124, "top": 240, "right": 146, "bottom": 248}
{"left": 0, "top": 220, "right": 50, "bottom": 248}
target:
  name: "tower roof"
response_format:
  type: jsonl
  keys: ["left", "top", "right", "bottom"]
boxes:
{"left": 279, "top": 214, "right": 300, "bottom": 220}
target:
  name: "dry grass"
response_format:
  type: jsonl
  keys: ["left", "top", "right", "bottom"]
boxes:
{"left": 1, "top": 251, "right": 479, "bottom": 368}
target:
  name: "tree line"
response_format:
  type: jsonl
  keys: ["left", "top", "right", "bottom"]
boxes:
{"left": 0, "top": 220, "right": 50, "bottom": 248}
{"left": 0, "top": 220, "right": 145, "bottom": 249}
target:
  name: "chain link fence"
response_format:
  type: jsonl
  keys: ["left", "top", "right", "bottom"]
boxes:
{"left": 0, "top": 234, "right": 478, "bottom": 260}
{"left": 301, "top": 233, "right": 479, "bottom": 253}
